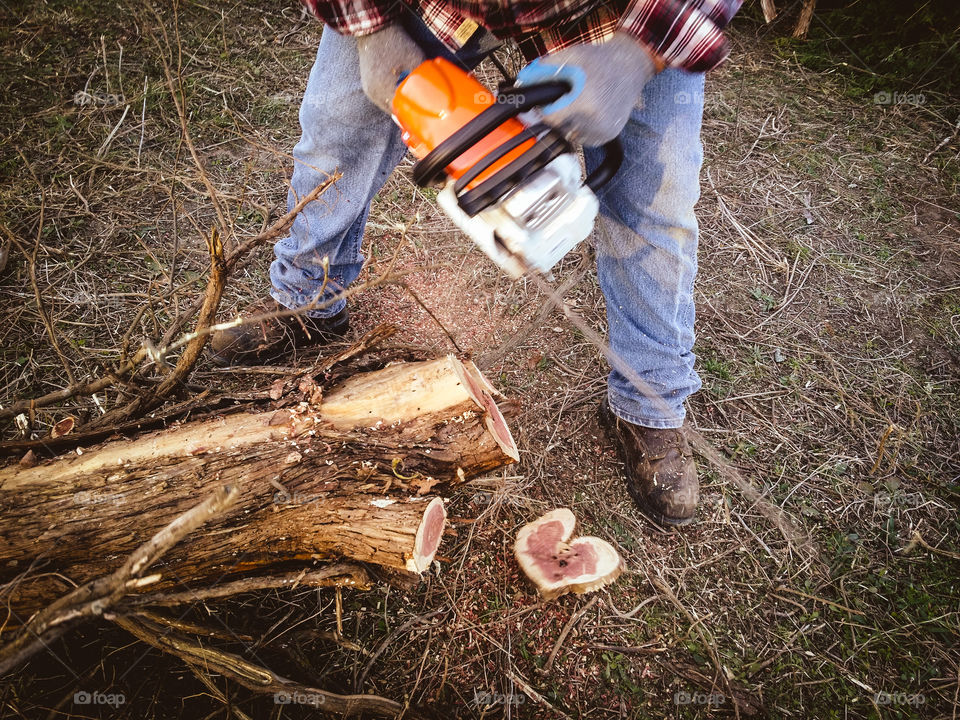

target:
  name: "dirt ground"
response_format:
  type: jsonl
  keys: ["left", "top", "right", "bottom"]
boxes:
{"left": 1, "top": 2, "right": 958, "bottom": 719}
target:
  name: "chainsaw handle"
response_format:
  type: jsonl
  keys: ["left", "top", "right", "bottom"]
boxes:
{"left": 584, "top": 138, "right": 624, "bottom": 193}
{"left": 412, "top": 81, "right": 571, "bottom": 187}
{"left": 412, "top": 80, "right": 623, "bottom": 215}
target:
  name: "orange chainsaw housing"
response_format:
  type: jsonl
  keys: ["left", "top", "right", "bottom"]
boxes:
{"left": 391, "top": 58, "right": 536, "bottom": 190}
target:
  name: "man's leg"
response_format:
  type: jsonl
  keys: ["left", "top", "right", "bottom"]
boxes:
{"left": 269, "top": 28, "right": 407, "bottom": 319}
{"left": 272, "top": 18, "right": 496, "bottom": 318}
{"left": 211, "top": 20, "right": 493, "bottom": 364}
{"left": 585, "top": 69, "right": 705, "bottom": 523}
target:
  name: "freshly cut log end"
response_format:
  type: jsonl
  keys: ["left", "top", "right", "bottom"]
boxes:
{"left": 408, "top": 497, "right": 446, "bottom": 573}
{"left": 514, "top": 508, "right": 623, "bottom": 601}
{"left": 458, "top": 360, "right": 519, "bottom": 463}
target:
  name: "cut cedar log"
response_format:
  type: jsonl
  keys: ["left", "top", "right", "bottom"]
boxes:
{"left": 0, "top": 355, "right": 517, "bottom": 626}
{"left": 514, "top": 508, "right": 624, "bottom": 600}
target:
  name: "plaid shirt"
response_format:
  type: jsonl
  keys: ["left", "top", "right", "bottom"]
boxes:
{"left": 302, "top": 0, "right": 741, "bottom": 72}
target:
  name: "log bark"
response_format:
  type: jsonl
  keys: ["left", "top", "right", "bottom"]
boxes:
{"left": 760, "top": 0, "right": 777, "bottom": 23}
{"left": 0, "top": 355, "right": 517, "bottom": 626}
{"left": 792, "top": 0, "right": 816, "bottom": 38}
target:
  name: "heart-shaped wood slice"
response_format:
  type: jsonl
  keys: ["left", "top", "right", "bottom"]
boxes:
{"left": 514, "top": 508, "right": 624, "bottom": 600}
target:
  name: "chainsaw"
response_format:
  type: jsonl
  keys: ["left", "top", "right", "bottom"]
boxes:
{"left": 390, "top": 58, "right": 623, "bottom": 278}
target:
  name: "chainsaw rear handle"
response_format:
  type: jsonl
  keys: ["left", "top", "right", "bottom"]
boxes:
{"left": 412, "top": 81, "right": 623, "bottom": 197}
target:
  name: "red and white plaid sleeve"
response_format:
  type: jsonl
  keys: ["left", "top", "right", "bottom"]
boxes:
{"left": 301, "top": 0, "right": 404, "bottom": 36}
{"left": 300, "top": 0, "right": 742, "bottom": 72}
{"left": 617, "top": 0, "right": 742, "bottom": 72}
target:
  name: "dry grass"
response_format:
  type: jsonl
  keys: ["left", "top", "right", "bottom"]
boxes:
{"left": 1, "top": 2, "right": 959, "bottom": 719}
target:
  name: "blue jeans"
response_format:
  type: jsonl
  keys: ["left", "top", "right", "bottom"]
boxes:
{"left": 271, "top": 25, "right": 704, "bottom": 429}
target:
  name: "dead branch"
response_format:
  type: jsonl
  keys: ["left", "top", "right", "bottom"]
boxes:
{"left": 760, "top": 0, "right": 777, "bottom": 22}
{"left": 87, "top": 225, "right": 228, "bottom": 427}
{"left": 0, "top": 177, "right": 338, "bottom": 425}
{"left": 901, "top": 529, "right": 960, "bottom": 561}
{"left": 154, "top": 174, "right": 340, "bottom": 351}
{"left": 126, "top": 564, "right": 372, "bottom": 607}
{"left": 152, "top": 6, "right": 230, "bottom": 245}
{"left": 5, "top": 200, "right": 76, "bottom": 385}
{"left": 792, "top": 0, "right": 816, "bottom": 39}
{"left": 113, "top": 612, "right": 404, "bottom": 718}
{"left": 0, "top": 484, "right": 238, "bottom": 675}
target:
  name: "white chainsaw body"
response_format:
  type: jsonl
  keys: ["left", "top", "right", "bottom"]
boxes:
{"left": 437, "top": 153, "right": 599, "bottom": 278}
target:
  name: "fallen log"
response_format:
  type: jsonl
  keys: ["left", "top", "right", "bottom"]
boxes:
{"left": 0, "top": 355, "right": 517, "bottom": 626}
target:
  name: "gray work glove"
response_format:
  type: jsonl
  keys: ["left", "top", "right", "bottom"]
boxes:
{"left": 514, "top": 33, "right": 657, "bottom": 146}
{"left": 357, "top": 24, "right": 426, "bottom": 113}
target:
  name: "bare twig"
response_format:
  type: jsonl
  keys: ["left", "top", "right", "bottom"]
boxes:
{"left": 922, "top": 115, "right": 960, "bottom": 164}
{"left": 86, "top": 225, "right": 228, "bottom": 427}
{"left": 113, "top": 613, "right": 403, "bottom": 718}
{"left": 542, "top": 596, "right": 597, "bottom": 673}
{"left": 355, "top": 609, "right": 446, "bottom": 692}
{"left": 150, "top": 7, "right": 230, "bottom": 244}
{"left": 156, "top": 174, "right": 339, "bottom": 350}
{"left": 0, "top": 177, "right": 339, "bottom": 424}
{"left": 0, "top": 484, "right": 238, "bottom": 674}
{"left": 503, "top": 667, "right": 574, "bottom": 720}
{"left": 127, "top": 564, "right": 371, "bottom": 606}
{"left": 901, "top": 530, "right": 960, "bottom": 561}
{"left": 5, "top": 203, "right": 76, "bottom": 385}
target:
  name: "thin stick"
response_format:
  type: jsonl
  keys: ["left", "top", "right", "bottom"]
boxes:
{"left": 5, "top": 197, "right": 76, "bottom": 386}
{"left": 542, "top": 596, "right": 597, "bottom": 673}
{"left": 401, "top": 283, "right": 463, "bottom": 353}
{"left": 155, "top": 175, "right": 339, "bottom": 350}
{"left": 0, "top": 178, "right": 338, "bottom": 423}
{"left": 0, "top": 484, "right": 238, "bottom": 674}
{"left": 150, "top": 7, "right": 230, "bottom": 243}
{"left": 86, "top": 225, "right": 228, "bottom": 427}
{"left": 127, "top": 564, "right": 371, "bottom": 606}
{"left": 185, "top": 661, "right": 254, "bottom": 720}
{"left": 901, "top": 530, "right": 960, "bottom": 561}
{"left": 504, "top": 667, "right": 574, "bottom": 720}
{"left": 869, "top": 423, "right": 896, "bottom": 475}
{"left": 137, "top": 75, "right": 147, "bottom": 167}
{"left": 774, "top": 585, "right": 865, "bottom": 615}
{"left": 113, "top": 613, "right": 402, "bottom": 717}
{"left": 0, "top": 351, "right": 146, "bottom": 422}
{"left": 355, "top": 609, "right": 446, "bottom": 691}
{"left": 649, "top": 573, "right": 740, "bottom": 720}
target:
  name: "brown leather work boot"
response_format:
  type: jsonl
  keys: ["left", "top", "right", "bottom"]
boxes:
{"left": 207, "top": 297, "right": 349, "bottom": 367}
{"left": 598, "top": 399, "right": 699, "bottom": 526}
